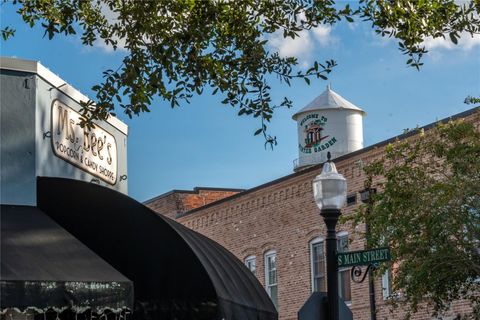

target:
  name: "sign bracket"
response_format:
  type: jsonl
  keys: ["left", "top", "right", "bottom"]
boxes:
{"left": 350, "top": 264, "right": 377, "bottom": 284}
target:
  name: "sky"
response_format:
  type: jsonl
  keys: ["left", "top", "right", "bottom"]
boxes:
{"left": 2, "top": 3, "right": 479, "bottom": 202}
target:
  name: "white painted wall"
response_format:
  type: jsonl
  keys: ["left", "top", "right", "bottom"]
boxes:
{"left": 35, "top": 75, "right": 128, "bottom": 195}
{"left": 0, "top": 70, "right": 37, "bottom": 205}
{"left": 1, "top": 60, "right": 128, "bottom": 206}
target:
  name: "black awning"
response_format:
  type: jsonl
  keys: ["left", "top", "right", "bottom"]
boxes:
{"left": 1, "top": 205, "right": 133, "bottom": 314}
{"left": 37, "top": 177, "right": 277, "bottom": 320}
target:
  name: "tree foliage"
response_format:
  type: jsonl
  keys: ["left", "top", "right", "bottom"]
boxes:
{"left": 355, "top": 110, "right": 480, "bottom": 318}
{"left": 3, "top": 0, "right": 480, "bottom": 145}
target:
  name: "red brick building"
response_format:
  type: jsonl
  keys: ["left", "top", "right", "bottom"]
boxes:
{"left": 146, "top": 89, "right": 478, "bottom": 320}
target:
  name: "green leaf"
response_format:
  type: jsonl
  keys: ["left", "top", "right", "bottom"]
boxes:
{"left": 9, "top": 0, "right": 477, "bottom": 152}
{"left": 449, "top": 32, "right": 458, "bottom": 45}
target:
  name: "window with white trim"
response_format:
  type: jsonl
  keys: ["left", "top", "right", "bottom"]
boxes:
{"left": 244, "top": 255, "right": 256, "bottom": 275}
{"left": 379, "top": 235, "right": 395, "bottom": 300}
{"left": 310, "top": 237, "right": 326, "bottom": 292}
{"left": 382, "top": 268, "right": 392, "bottom": 299}
{"left": 264, "top": 250, "right": 278, "bottom": 309}
{"left": 337, "top": 232, "right": 352, "bottom": 303}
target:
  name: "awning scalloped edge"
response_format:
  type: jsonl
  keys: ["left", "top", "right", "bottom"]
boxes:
{"left": 1, "top": 306, "right": 131, "bottom": 316}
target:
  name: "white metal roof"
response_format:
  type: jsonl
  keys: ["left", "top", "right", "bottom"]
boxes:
{"left": 292, "top": 85, "right": 365, "bottom": 120}
{"left": 0, "top": 56, "right": 128, "bottom": 135}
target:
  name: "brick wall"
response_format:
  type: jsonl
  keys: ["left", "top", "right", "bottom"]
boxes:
{"left": 148, "top": 108, "right": 479, "bottom": 320}
{"left": 174, "top": 151, "right": 381, "bottom": 320}
{"left": 145, "top": 187, "right": 243, "bottom": 220}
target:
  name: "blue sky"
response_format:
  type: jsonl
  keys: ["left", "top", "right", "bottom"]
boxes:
{"left": 2, "top": 3, "right": 479, "bottom": 201}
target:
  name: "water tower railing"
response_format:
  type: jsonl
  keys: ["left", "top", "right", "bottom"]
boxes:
{"left": 293, "top": 158, "right": 300, "bottom": 170}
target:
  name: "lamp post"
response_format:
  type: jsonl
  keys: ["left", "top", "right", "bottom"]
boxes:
{"left": 312, "top": 152, "right": 347, "bottom": 320}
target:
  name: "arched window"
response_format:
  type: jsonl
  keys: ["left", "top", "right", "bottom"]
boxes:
{"left": 337, "top": 231, "right": 352, "bottom": 303}
{"left": 244, "top": 255, "right": 256, "bottom": 275}
{"left": 309, "top": 237, "right": 325, "bottom": 292}
{"left": 264, "top": 250, "right": 278, "bottom": 309}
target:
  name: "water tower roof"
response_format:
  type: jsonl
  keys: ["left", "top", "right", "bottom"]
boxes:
{"left": 292, "top": 85, "right": 365, "bottom": 120}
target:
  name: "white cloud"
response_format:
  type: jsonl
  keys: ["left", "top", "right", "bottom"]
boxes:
{"left": 91, "top": 4, "right": 128, "bottom": 53}
{"left": 423, "top": 36, "right": 455, "bottom": 50}
{"left": 423, "top": 32, "right": 480, "bottom": 51}
{"left": 93, "top": 37, "right": 127, "bottom": 53}
{"left": 268, "top": 24, "right": 336, "bottom": 67}
{"left": 268, "top": 30, "right": 314, "bottom": 58}
{"left": 368, "top": 29, "right": 479, "bottom": 63}
{"left": 312, "top": 25, "right": 335, "bottom": 46}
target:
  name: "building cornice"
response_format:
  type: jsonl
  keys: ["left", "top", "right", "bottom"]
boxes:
{"left": 144, "top": 187, "right": 246, "bottom": 205}
{"left": 0, "top": 56, "right": 128, "bottom": 135}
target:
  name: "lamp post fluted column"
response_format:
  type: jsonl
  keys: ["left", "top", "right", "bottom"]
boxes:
{"left": 321, "top": 208, "right": 341, "bottom": 320}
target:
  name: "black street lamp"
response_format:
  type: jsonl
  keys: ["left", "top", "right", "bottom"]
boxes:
{"left": 312, "top": 152, "right": 347, "bottom": 320}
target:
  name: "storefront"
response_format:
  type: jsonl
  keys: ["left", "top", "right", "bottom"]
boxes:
{"left": 1, "top": 57, "right": 277, "bottom": 320}
{"left": 1, "top": 205, "right": 133, "bottom": 319}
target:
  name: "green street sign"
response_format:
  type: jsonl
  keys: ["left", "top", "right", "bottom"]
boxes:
{"left": 337, "top": 247, "right": 391, "bottom": 268}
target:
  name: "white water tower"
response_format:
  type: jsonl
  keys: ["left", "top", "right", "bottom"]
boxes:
{"left": 292, "top": 85, "right": 365, "bottom": 171}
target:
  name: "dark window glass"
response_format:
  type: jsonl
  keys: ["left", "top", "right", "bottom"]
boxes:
{"left": 337, "top": 234, "right": 351, "bottom": 302}
{"left": 311, "top": 241, "right": 325, "bottom": 292}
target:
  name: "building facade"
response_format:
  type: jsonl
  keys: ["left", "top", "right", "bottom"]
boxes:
{"left": 1, "top": 57, "right": 277, "bottom": 320}
{"left": 1, "top": 57, "right": 132, "bottom": 319}
{"left": 146, "top": 88, "right": 478, "bottom": 320}
{"left": 0, "top": 57, "right": 129, "bottom": 205}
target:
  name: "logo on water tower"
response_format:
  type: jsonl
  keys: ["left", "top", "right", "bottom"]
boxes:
{"left": 299, "top": 114, "right": 337, "bottom": 154}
